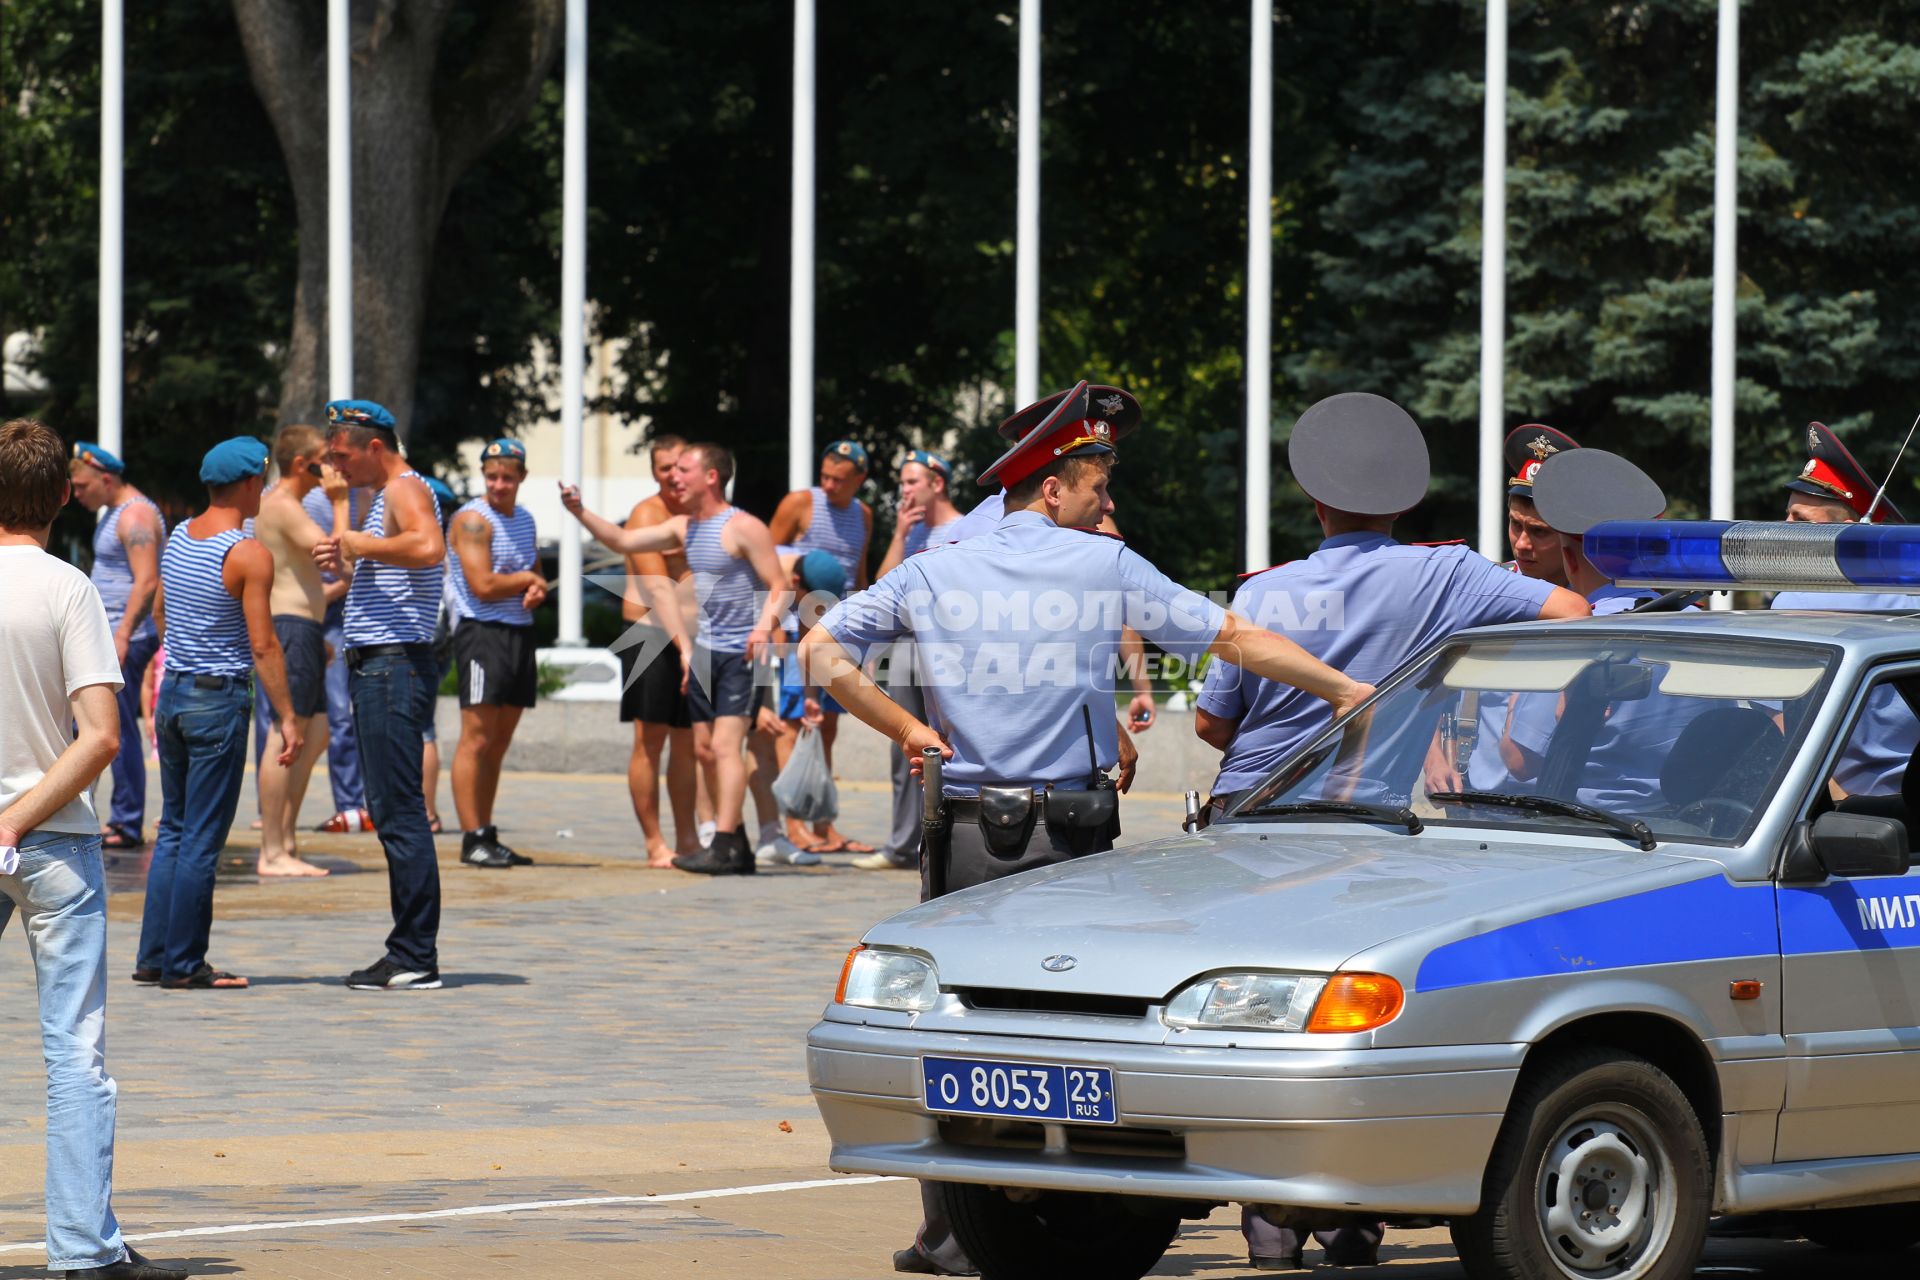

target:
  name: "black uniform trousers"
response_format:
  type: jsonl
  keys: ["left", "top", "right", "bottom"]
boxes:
{"left": 910, "top": 810, "right": 1118, "bottom": 1274}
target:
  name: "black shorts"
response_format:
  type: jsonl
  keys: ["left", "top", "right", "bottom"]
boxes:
{"left": 685, "top": 647, "right": 756, "bottom": 722}
{"left": 618, "top": 625, "right": 692, "bottom": 728}
{"left": 453, "top": 620, "right": 537, "bottom": 708}
{"left": 273, "top": 615, "right": 327, "bottom": 719}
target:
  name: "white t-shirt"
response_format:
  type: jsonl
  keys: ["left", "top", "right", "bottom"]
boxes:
{"left": 0, "top": 546, "right": 125, "bottom": 835}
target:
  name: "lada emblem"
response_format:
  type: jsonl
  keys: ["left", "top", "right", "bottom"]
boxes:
{"left": 1041, "top": 954, "right": 1077, "bottom": 972}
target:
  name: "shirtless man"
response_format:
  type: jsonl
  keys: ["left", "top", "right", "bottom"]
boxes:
{"left": 252, "top": 424, "right": 349, "bottom": 877}
{"left": 618, "top": 436, "right": 704, "bottom": 867}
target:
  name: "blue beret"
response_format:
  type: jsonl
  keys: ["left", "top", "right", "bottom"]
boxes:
{"left": 904, "top": 449, "right": 950, "bottom": 478}
{"left": 325, "top": 399, "right": 397, "bottom": 432}
{"left": 71, "top": 442, "right": 125, "bottom": 475}
{"left": 823, "top": 439, "right": 870, "bottom": 472}
{"left": 797, "top": 549, "right": 849, "bottom": 599}
{"left": 482, "top": 438, "right": 527, "bottom": 464}
{"left": 199, "top": 437, "right": 270, "bottom": 487}
{"left": 423, "top": 476, "right": 458, "bottom": 513}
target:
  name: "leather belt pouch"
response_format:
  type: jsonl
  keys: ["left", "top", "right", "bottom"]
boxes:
{"left": 978, "top": 786, "right": 1039, "bottom": 856}
{"left": 1043, "top": 788, "right": 1118, "bottom": 830}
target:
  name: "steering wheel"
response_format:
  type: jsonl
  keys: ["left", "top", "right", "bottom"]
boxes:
{"left": 1674, "top": 797, "right": 1750, "bottom": 839}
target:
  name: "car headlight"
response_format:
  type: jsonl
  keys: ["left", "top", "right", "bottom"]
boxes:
{"left": 835, "top": 945, "right": 940, "bottom": 1013}
{"left": 1164, "top": 972, "right": 1328, "bottom": 1032}
{"left": 1162, "top": 971, "right": 1405, "bottom": 1034}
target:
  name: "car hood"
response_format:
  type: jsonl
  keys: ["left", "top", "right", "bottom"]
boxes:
{"left": 862, "top": 829, "right": 1711, "bottom": 999}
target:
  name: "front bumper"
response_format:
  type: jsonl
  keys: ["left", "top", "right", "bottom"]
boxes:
{"left": 808, "top": 1019, "right": 1522, "bottom": 1215}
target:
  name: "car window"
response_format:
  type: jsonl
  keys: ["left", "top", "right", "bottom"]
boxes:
{"left": 1816, "top": 668, "right": 1920, "bottom": 850}
{"left": 1234, "top": 634, "right": 1834, "bottom": 845}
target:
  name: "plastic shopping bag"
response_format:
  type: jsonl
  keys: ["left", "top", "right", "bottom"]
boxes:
{"left": 773, "top": 724, "right": 840, "bottom": 823}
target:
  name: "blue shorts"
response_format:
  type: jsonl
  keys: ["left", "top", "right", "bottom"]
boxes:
{"left": 687, "top": 648, "right": 757, "bottom": 722}
{"left": 780, "top": 652, "right": 844, "bottom": 720}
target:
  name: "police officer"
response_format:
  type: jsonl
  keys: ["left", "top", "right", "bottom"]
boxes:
{"left": 1502, "top": 424, "right": 1579, "bottom": 585}
{"left": 800, "top": 381, "right": 1371, "bottom": 1277}
{"left": 1772, "top": 423, "right": 1920, "bottom": 803}
{"left": 1196, "top": 395, "right": 1589, "bottom": 832}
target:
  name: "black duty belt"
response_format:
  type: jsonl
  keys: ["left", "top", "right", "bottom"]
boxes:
{"left": 346, "top": 642, "right": 433, "bottom": 666}
{"left": 947, "top": 787, "right": 1118, "bottom": 831}
{"left": 167, "top": 671, "right": 246, "bottom": 691}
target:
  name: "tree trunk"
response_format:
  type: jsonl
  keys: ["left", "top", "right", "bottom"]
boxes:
{"left": 233, "top": 0, "right": 562, "bottom": 436}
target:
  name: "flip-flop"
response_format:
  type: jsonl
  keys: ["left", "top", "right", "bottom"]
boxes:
{"left": 160, "top": 965, "right": 248, "bottom": 990}
{"left": 836, "top": 839, "right": 880, "bottom": 854}
{"left": 100, "top": 825, "right": 144, "bottom": 849}
{"left": 808, "top": 838, "right": 849, "bottom": 854}
{"left": 427, "top": 815, "right": 444, "bottom": 835}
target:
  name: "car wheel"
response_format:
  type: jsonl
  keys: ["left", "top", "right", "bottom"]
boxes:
{"left": 1451, "top": 1046, "right": 1711, "bottom": 1280}
{"left": 938, "top": 1182, "right": 1179, "bottom": 1280}
{"left": 1796, "top": 1204, "right": 1920, "bottom": 1254}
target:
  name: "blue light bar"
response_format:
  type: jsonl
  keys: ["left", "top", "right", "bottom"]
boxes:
{"left": 1584, "top": 520, "right": 1920, "bottom": 592}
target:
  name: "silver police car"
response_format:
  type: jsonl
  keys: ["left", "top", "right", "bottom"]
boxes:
{"left": 809, "top": 605, "right": 1920, "bottom": 1280}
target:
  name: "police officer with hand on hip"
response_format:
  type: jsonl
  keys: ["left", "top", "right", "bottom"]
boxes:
{"left": 798, "top": 380, "right": 1373, "bottom": 1276}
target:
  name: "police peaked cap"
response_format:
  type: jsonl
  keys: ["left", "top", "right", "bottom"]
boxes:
{"left": 995, "top": 384, "right": 1142, "bottom": 442}
{"left": 1286, "top": 392, "right": 1430, "bottom": 516}
{"left": 1531, "top": 449, "right": 1666, "bottom": 536}
{"left": 1786, "top": 421, "right": 1905, "bottom": 523}
{"left": 1505, "top": 424, "right": 1581, "bottom": 497}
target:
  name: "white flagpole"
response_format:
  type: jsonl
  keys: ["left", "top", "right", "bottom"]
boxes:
{"left": 327, "top": 0, "right": 352, "bottom": 402}
{"left": 1014, "top": 0, "right": 1041, "bottom": 408}
{"left": 1710, "top": 0, "right": 1739, "bottom": 524}
{"left": 1245, "top": 0, "right": 1272, "bottom": 573}
{"left": 98, "top": 0, "right": 124, "bottom": 456}
{"left": 1476, "top": 0, "right": 1508, "bottom": 562}
{"left": 788, "top": 0, "right": 816, "bottom": 492}
{"left": 558, "top": 0, "right": 588, "bottom": 646}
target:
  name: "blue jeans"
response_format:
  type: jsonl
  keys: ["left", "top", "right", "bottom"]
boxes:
{"left": 350, "top": 651, "right": 441, "bottom": 972}
{"left": 0, "top": 833, "right": 125, "bottom": 1269}
{"left": 106, "top": 633, "right": 158, "bottom": 834}
{"left": 139, "top": 674, "right": 252, "bottom": 980}
{"left": 322, "top": 601, "right": 365, "bottom": 812}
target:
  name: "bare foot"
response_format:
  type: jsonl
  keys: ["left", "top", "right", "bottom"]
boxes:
{"left": 257, "top": 853, "right": 330, "bottom": 878}
{"left": 249, "top": 819, "right": 263, "bottom": 831}
{"left": 644, "top": 839, "right": 678, "bottom": 869}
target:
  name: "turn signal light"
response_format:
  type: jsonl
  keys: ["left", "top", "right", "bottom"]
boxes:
{"left": 834, "top": 944, "right": 866, "bottom": 1004}
{"left": 1306, "top": 972, "right": 1405, "bottom": 1033}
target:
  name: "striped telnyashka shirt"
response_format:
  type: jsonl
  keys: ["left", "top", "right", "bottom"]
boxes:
{"left": 446, "top": 498, "right": 538, "bottom": 627}
{"left": 92, "top": 495, "right": 167, "bottom": 641}
{"left": 158, "top": 527, "right": 252, "bottom": 676}
{"left": 344, "top": 472, "right": 445, "bottom": 647}
{"left": 794, "top": 487, "right": 865, "bottom": 584}
{"left": 685, "top": 508, "right": 758, "bottom": 654}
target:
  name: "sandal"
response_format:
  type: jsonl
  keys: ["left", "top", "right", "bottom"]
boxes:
{"left": 160, "top": 964, "right": 249, "bottom": 990}
{"left": 427, "top": 814, "right": 444, "bottom": 835}
{"left": 836, "top": 838, "right": 879, "bottom": 855}
{"left": 100, "top": 824, "right": 144, "bottom": 849}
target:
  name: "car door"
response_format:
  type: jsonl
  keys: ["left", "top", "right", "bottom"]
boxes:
{"left": 1776, "top": 664, "right": 1920, "bottom": 1162}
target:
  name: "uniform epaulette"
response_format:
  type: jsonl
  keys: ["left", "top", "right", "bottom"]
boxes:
{"left": 1409, "top": 538, "right": 1468, "bottom": 548}
{"left": 1235, "top": 561, "right": 1297, "bottom": 583}
{"left": 1068, "top": 526, "right": 1125, "bottom": 542}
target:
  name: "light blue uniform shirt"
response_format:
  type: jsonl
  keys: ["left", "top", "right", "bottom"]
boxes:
{"left": 1197, "top": 533, "right": 1556, "bottom": 795}
{"left": 943, "top": 491, "right": 1005, "bottom": 544}
{"left": 1773, "top": 590, "right": 1920, "bottom": 795}
{"left": 821, "top": 509, "right": 1226, "bottom": 795}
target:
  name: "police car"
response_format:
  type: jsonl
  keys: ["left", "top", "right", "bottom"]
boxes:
{"left": 808, "top": 521, "right": 1920, "bottom": 1280}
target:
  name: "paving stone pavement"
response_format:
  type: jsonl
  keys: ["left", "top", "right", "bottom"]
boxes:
{"left": 0, "top": 765, "right": 1875, "bottom": 1275}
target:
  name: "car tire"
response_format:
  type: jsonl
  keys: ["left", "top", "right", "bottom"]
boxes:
{"left": 938, "top": 1182, "right": 1179, "bottom": 1280}
{"left": 1451, "top": 1046, "right": 1711, "bottom": 1280}
{"left": 1796, "top": 1204, "right": 1920, "bottom": 1254}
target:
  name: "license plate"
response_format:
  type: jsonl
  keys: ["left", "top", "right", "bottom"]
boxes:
{"left": 921, "top": 1055, "right": 1117, "bottom": 1125}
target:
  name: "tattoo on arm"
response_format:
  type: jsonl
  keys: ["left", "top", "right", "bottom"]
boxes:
{"left": 123, "top": 527, "right": 157, "bottom": 549}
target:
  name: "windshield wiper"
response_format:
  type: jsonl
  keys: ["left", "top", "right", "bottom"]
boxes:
{"left": 1242, "top": 800, "right": 1423, "bottom": 835}
{"left": 1427, "top": 791, "right": 1656, "bottom": 851}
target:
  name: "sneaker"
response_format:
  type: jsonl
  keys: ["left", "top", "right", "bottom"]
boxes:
{"left": 490, "top": 831, "right": 534, "bottom": 866}
{"left": 345, "top": 956, "right": 442, "bottom": 991}
{"left": 756, "top": 835, "right": 822, "bottom": 867}
{"left": 672, "top": 829, "right": 755, "bottom": 876}
{"left": 852, "top": 850, "right": 916, "bottom": 871}
{"left": 461, "top": 828, "right": 514, "bottom": 869}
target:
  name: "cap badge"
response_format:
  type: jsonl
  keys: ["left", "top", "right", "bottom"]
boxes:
{"left": 1808, "top": 425, "right": 1821, "bottom": 451}
{"left": 1096, "top": 393, "right": 1124, "bottom": 416}
{"left": 1527, "top": 436, "right": 1557, "bottom": 460}
{"left": 1522, "top": 460, "right": 1542, "bottom": 482}
{"left": 1093, "top": 421, "right": 1111, "bottom": 441}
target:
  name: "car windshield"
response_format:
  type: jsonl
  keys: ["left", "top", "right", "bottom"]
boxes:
{"left": 1233, "top": 633, "right": 1835, "bottom": 844}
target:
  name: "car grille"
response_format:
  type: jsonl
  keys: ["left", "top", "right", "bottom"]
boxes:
{"left": 954, "top": 987, "right": 1154, "bottom": 1019}
{"left": 938, "top": 1116, "right": 1186, "bottom": 1162}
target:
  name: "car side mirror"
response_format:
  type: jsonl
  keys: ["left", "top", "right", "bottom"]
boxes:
{"left": 1809, "top": 811, "right": 1911, "bottom": 878}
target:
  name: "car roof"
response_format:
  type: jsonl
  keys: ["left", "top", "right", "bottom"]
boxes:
{"left": 1456, "top": 606, "right": 1920, "bottom": 662}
